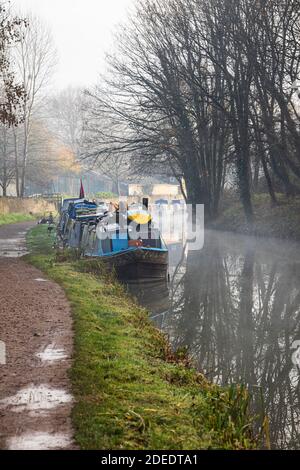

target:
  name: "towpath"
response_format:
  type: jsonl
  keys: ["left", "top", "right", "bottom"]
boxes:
{"left": 0, "top": 222, "right": 75, "bottom": 450}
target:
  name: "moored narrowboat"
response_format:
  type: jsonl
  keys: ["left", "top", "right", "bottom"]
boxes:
{"left": 81, "top": 207, "right": 168, "bottom": 280}
{"left": 58, "top": 198, "right": 169, "bottom": 280}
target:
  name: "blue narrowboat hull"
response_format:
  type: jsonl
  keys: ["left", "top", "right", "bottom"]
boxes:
{"left": 86, "top": 247, "right": 168, "bottom": 280}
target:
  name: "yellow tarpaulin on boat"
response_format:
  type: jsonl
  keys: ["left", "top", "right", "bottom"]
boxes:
{"left": 127, "top": 210, "right": 152, "bottom": 225}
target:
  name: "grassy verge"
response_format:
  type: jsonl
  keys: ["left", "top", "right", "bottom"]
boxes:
{"left": 212, "top": 194, "right": 300, "bottom": 241}
{"left": 26, "top": 225, "right": 257, "bottom": 450}
{"left": 0, "top": 212, "right": 36, "bottom": 226}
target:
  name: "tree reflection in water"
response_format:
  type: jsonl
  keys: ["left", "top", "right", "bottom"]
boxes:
{"left": 152, "top": 231, "right": 300, "bottom": 449}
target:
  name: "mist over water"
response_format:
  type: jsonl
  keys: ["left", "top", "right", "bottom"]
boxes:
{"left": 130, "top": 227, "right": 300, "bottom": 449}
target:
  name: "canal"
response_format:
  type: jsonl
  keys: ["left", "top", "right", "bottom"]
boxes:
{"left": 128, "top": 229, "right": 300, "bottom": 449}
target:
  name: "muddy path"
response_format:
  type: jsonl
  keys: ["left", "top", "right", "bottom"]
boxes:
{"left": 0, "top": 222, "right": 75, "bottom": 450}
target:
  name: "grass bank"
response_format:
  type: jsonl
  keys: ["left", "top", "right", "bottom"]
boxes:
{"left": 212, "top": 194, "right": 300, "bottom": 242}
{"left": 26, "top": 225, "right": 257, "bottom": 450}
{"left": 0, "top": 212, "right": 35, "bottom": 226}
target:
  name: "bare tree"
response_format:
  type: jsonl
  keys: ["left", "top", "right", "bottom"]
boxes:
{"left": 47, "top": 87, "right": 84, "bottom": 158}
{"left": 196, "top": 0, "right": 257, "bottom": 220}
{"left": 0, "top": 124, "right": 15, "bottom": 195}
{"left": 0, "top": 2, "right": 26, "bottom": 196}
{"left": 249, "top": 0, "right": 300, "bottom": 197}
{"left": 81, "top": 88, "right": 133, "bottom": 196}
{"left": 83, "top": 0, "right": 300, "bottom": 221}
{"left": 0, "top": 2, "right": 25, "bottom": 128}
{"left": 14, "top": 116, "right": 80, "bottom": 195}
{"left": 84, "top": 0, "right": 231, "bottom": 218}
{"left": 14, "top": 14, "right": 57, "bottom": 196}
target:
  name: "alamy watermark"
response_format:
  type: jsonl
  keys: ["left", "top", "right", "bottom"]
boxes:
{"left": 95, "top": 202, "right": 205, "bottom": 251}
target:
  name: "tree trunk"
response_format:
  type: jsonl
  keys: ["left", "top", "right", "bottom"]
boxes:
{"left": 185, "top": 166, "right": 210, "bottom": 223}
{"left": 20, "top": 149, "right": 27, "bottom": 197}
{"left": 1, "top": 131, "right": 8, "bottom": 197}
{"left": 13, "top": 130, "right": 20, "bottom": 197}
{"left": 253, "top": 154, "right": 260, "bottom": 192}
{"left": 261, "top": 153, "right": 277, "bottom": 206}
{"left": 237, "top": 157, "right": 253, "bottom": 223}
{"left": 233, "top": 120, "right": 254, "bottom": 223}
{"left": 20, "top": 116, "right": 29, "bottom": 197}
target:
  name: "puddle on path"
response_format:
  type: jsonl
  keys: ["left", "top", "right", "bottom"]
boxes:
{"left": 7, "top": 432, "right": 72, "bottom": 450}
{"left": 34, "top": 278, "right": 48, "bottom": 282}
{"left": 0, "top": 385, "right": 72, "bottom": 412}
{"left": 0, "top": 238, "right": 29, "bottom": 257}
{"left": 0, "top": 251, "right": 29, "bottom": 257}
{"left": 36, "top": 345, "right": 67, "bottom": 363}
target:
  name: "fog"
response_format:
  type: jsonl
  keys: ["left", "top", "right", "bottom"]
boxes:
{"left": 12, "top": 0, "right": 134, "bottom": 89}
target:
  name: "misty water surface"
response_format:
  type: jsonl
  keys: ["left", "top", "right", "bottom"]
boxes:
{"left": 129, "top": 229, "right": 300, "bottom": 449}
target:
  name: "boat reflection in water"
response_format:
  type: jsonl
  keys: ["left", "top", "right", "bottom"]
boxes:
{"left": 125, "top": 280, "right": 170, "bottom": 319}
{"left": 137, "top": 230, "right": 300, "bottom": 449}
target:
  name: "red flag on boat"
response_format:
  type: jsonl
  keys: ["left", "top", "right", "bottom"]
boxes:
{"left": 79, "top": 179, "right": 85, "bottom": 199}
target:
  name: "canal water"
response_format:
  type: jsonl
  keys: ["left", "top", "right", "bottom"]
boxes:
{"left": 127, "top": 229, "right": 300, "bottom": 449}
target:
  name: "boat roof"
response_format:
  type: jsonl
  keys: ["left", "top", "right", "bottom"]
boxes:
{"left": 62, "top": 198, "right": 85, "bottom": 211}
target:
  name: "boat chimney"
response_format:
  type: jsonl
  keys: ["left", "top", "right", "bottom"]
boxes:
{"left": 142, "top": 197, "right": 149, "bottom": 210}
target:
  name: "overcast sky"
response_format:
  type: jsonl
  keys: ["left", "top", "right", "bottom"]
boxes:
{"left": 12, "top": 0, "right": 134, "bottom": 90}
